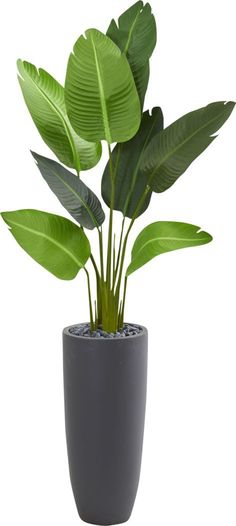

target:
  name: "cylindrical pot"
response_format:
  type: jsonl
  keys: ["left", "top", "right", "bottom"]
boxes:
{"left": 63, "top": 323, "right": 148, "bottom": 525}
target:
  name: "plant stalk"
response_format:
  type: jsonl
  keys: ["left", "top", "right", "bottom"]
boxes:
{"left": 84, "top": 268, "right": 94, "bottom": 331}
{"left": 90, "top": 253, "right": 100, "bottom": 279}
{"left": 98, "top": 227, "right": 104, "bottom": 282}
{"left": 106, "top": 143, "right": 115, "bottom": 289}
{"left": 120, "top": 275, "right": 128, "bottom": 327}
{"left": 113, "top": 216, "right": 125, "bottom": 289}
{"left": 115, "top": 186, "right": 151, "bottom": 301}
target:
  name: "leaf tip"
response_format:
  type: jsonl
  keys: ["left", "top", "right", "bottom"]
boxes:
{"left": 197, "top": 227, "right": 213, "bottom": 243}
{"left": 206, "top": 232, "right": 213, "bottom": 243}
{"left": 136, "top": 0, "right": 144, "bottom": 9}
{"left": 1, "top": 211, "right": 11, "bottom": 229}
{"left": 30, "top": 150, "right": 38, "bottom": 161}
{"left": 107, "top": 18, "right": 118, "bottom": 34}
{"left": 84, "top": 28, "right": 98, "bottom": 41}
{"left": 225, "top": 100, "right": 235, "bottom": 106}
{"left": 17, "top": 59, "right": 24, "bottom": 81}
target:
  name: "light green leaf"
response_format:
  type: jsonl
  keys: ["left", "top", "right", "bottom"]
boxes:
{"left": 102, "top": 107, "right": 163, "bottom": 217}
{"left": 1, "top": 209, "right": 90, "bottom": 280}
{"left": 65, "top": 28, "right": 141, "bottom": 144}
{"left": 126, "top": 221, "right": 212, "bottom": 275}
{"left": 107, "top": 1, "right": 156, "bottom": 107}
{"left": 17, "top": 60, "right": 102, "bottom": 171}
{"left": 141, "top": 101, "right": 235, "bottom": 192}
{"left": 31, "top": 152, "right": 105, "bottom": 230}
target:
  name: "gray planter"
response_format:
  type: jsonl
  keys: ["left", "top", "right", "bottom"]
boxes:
{"left": 63, "top": 324, "right": 148, "bottom": 525}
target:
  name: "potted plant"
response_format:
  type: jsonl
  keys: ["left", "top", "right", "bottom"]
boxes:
{"left": 1, "top": 1, "right": 234, "bottom": 524}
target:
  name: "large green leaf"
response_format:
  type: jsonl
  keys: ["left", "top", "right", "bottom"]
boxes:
{"left": 107, "top": 1, "right": 156, "bottom": 107}
{"left": 31, "top": 152, "right": 105, "bottom": 230}
{"left": 1, "top": 210, "right": 90, "bottom": 280}
{"left": 140, "top": 101, "right": 235, "bottom": 192}
{"left": 126, "top": 221, "right": 212, "bottom": 275}
{"left": 65, "top": 29, "right": 141, "bottom": 144}
{"left": 102, "top": 107, "right": 163, "bottom": 218}
{"left": 17, "top": 60, "right": 102, "bottom": 172}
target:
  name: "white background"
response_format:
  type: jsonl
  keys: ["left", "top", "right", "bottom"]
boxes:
{"left": 0, "top": 0, "right": 235, "bottom": 524}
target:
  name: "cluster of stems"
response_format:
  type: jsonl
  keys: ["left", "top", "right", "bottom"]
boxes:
{"left": 83, "top": 144, "right": 151, "bottom": 333}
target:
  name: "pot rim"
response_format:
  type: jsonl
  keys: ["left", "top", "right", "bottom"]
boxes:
{"left": 63, "top": 322, "right": 148, "bottom": 341}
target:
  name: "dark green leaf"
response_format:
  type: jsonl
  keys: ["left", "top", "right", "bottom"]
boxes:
{"left": 126, "top": 221, "right": 213, "bottom": 275}
{"left": 17, "top": 60, "right": 101, "bottom": 171}
{"left": 1, "top": 210, "right": 91, "bottom": 280}
{"left": 31, "top": 152, "right": 105, "bottom": 230}
{"left": 107, "top": 1, "right": 156, "bottom": 107}
{"left": 102, "top": 107, "right": 163, "bottom": 218}
{"left": 65, "top": 29, "right": 141, "bottom": 144}
{"left": 140, "top": 101, "right": 235, "bottom": 192}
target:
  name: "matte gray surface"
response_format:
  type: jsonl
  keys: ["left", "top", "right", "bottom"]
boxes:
{"left": 63, "top": 324, "right": 148, "bottom": 525}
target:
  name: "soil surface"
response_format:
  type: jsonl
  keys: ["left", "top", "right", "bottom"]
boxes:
{"left": 69, "top": 323, "right": 143, "bottom": 338}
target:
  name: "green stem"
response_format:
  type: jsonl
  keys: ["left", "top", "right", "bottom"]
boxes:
{"left": 113, "top": 216, "right": 125, "bottom": 288}
{"left": 84, "top": 268, "right": 94, "bottom": 331}
{"left": 106, "top": 143, "right": 115, "bottom": 288}
{"left": 115, "top": 186, "right": 151, "bottom": 301}
{"left": 94, "top": 300, "right": 98, "bottom": 329}
{"left": 90, "top": 253, "right": 100, "bottom": 279}
{"left": 98, "top": 227, "right": 104, "bottom": 282}
{"left": 112, "top": 233, "right": 116, "bottom": 286}
{"left": 120, "top": 276, "right": 128, "bottom": 327}
{"left": 91, "top": 247, "right": 102, "bottom": 325}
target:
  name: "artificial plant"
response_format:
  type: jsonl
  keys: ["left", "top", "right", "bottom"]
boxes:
{"left": 1, "top": 1, "right": 234, "bottom": 332}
